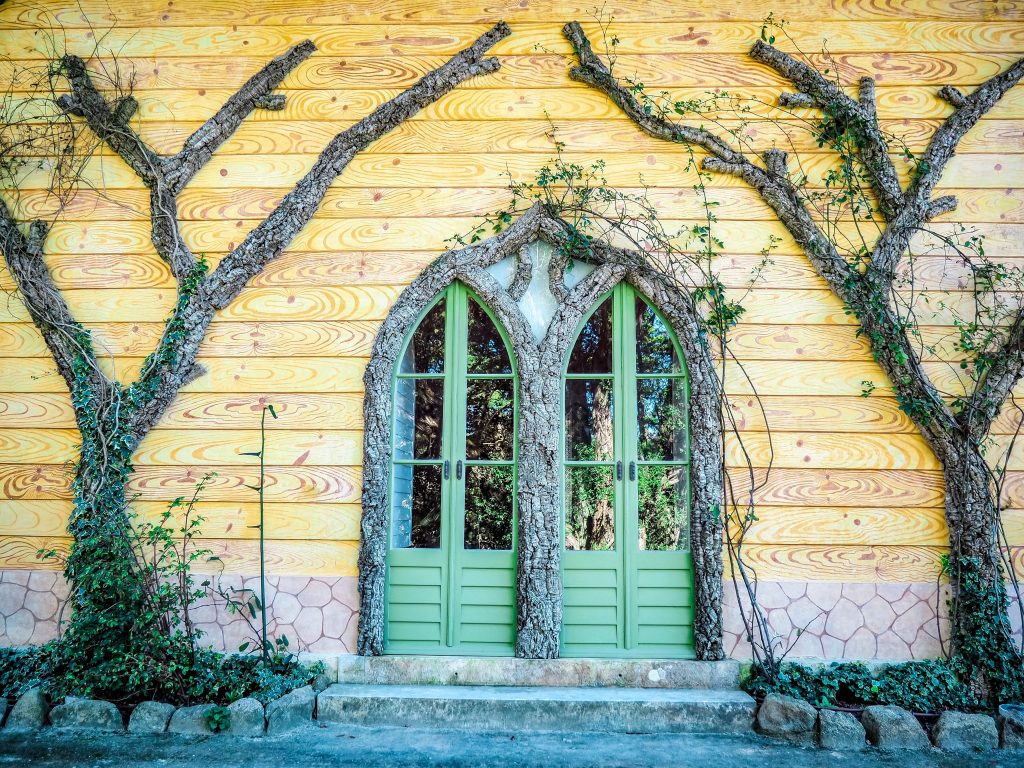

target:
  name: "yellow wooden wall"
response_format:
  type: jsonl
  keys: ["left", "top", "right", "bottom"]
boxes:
{"left": 0, "top": 0, "right": 1022, "bottom": 584}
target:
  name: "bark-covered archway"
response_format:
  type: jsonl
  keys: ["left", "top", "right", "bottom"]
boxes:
{"left": 358, "top": 203, "right": 725, "bottom": 659}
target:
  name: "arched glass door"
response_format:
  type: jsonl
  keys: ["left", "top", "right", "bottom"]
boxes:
{"left": 386, "top": 282, "right": 517, "bottom": 655}
{"left": 561, "top": 283, "right": 694, "bottom": 657}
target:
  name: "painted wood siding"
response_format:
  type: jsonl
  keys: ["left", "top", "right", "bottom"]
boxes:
{"left": 1, "top": 0, "right": 1023, "bottom": 583}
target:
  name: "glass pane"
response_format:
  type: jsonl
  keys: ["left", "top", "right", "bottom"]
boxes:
{"left": 638, "top": 465, "right": 689, "bottom": 551}
{"left": 565, "top": 465, "right": 615, "bottom": 551}
{"left": 466, "top": 379, "right": 514, "bottom": 460}
{"left": 637, "top": 378, "right": 687, "bottom": 461}
{"left": 519, "top": 240, "right": 560, "bottom": 343}
{"left": 464, "top": 465, "right": 514, "bottom": 550}
{"left": 394, "top": 378, "right": 444, "bottom": 460}
{"left": 636, "top": 297, "right": 681, "bottom": 374}
{"left": 567, "top": 297, "right": 612, "bottom": 373}
{"left": 392, "top": 464, "right": 442, "bottom": 549}
{"left": 564, "top": 379, "right": 614, "bottom": 461}
{"left": 400, "top": 298, "right": 446, "bottom": 374}
{"left": 467, "top": 298, "right": 512, "bottom": 374}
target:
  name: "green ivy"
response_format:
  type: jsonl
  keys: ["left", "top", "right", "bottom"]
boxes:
{"left": 745, "top": 660, "right": 978, "bottom": 713}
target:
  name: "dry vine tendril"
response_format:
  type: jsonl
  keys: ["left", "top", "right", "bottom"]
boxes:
{"left": 564, "top": 12, "right": 1024, "bottom": 701}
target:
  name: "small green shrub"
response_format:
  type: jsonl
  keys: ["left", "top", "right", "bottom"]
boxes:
{"left": 206, "top": 704, "right": 231, "bottom": 732}
{"left": 744, "top": 660, "right": 979, "bottom": 713}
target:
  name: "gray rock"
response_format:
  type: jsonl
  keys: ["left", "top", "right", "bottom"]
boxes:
{"left": 168, "top": 703, "right": 216, "bottom": 734}
{"left": 862, "top": 705, "right": 930, "bottom": 750}
{"left": 226, "top": 698, "right": 265, "bottom": 737}
{"left": 5, "top": 688, "right": 48, "bottom": 730}
{"left": 266, "top": 686, "right": 314, "bottom": 735}
{"left": 755, "top": 694, "right": 817, "bottom": 743}
{"left": 312, "top": 671, "right": 333, "bottom": 693}
{"left": 999, "top": 703, "right": 1024, "bottom": 749}
{"left": 817, "top": 709, "right": 866, "bottom": 750}
{"left": 49, "top": 698, "right": 123, "bottom": 731}
{"left": 128, "top": 701, "right": 175, "bottom": 733}
{"left": 931, "top": 711, "right": 997, "bottom": 751}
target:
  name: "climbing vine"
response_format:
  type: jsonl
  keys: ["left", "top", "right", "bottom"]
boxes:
{"left": 452, "top": 129, "right": 789, "bottom": 667}
{"left": 563, "top": 11, "right": 1024, "bottom": 700}
{"left": 1, "top": 14, "right": 512, "bottom": 680}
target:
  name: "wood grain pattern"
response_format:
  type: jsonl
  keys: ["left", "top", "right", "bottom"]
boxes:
{"left": 1, "top": 0, "right": 1023, "bottom": 587}
{"left": 737, "top": 506, "right": 950, "bottom": 546}
{"left": 11, "top": 186, "right": 1021, "bottom": 226}
{"left": 0, "top": 535, "right": 358, "bottom": 576}
{"left": 0, "top": 393, "right": 365, "bottom": 429}
{"left": 37, "top": 217, "right": 1024, "bottom": 258}
{"left": 735, "top": 544, "right": 949, "bottom": 582}
{"left": 13, "top": 150, "right": 1021, "bottom": 193}
{"left": 5, "top": 23, "right": 1024, "bottom": 58}
{"left": 0, "top": 498, "right": 361, "bottom": 540}
{"left": 0, "top": 464, "right": 362, "bottom": 503}
{"left": 8, "top": 53, "right": 1022, "bottom": 93}
{"left": 725, "top": 432, "right": 940, "bottom": 470}
{"left": 5, "top": 0, "right": 1020, "bottom": 27}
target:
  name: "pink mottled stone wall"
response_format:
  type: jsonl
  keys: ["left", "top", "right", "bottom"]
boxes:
{"left": 0, "top": 570, "right": 358, "bottom": 654}
{"left": 1, "top": 570, "right": 1020, "bottom": 661}
{"left": 723, "top": 581, "right": 1022, "bottom": 660}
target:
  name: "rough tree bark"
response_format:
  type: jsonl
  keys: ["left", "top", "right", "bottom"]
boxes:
{"left": 564, "top": 20, "right": 1024, "bottom": 669}
{"left": 0, "top": 22, "right": 511, "bottom": 650}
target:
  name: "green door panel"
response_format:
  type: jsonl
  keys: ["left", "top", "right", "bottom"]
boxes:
{"left": 561, "top": 284, "right": 695, "bottom": 659}
{"left": 385, "top": 283, "right": 517, "bottom": 656}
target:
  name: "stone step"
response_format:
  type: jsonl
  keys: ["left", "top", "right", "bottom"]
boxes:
{"left": 317, "top": 683, "right": 756, "bottom": 734}
{"left": 335, "top": 655, "right": 741, "bottom": 689}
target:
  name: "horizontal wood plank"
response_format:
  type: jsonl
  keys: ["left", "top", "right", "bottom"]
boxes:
{"left": 5, "top": 0, "right": 1019, "bottom": 27}
{"left": 5, "top": 23, "right": 1024, "bottom": 59}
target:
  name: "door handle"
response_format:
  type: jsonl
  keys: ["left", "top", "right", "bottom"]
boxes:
{"left": 443, "top": 460, "right": 450, "bottom": 480}
{"left": 456, "top": 460, "right": 463, "bottom": 480}
{"left": 629, "top": 461, "right": 636, "bottom": 481}
{"left": 616, "top": 461, "right": 623, "bottom": 481}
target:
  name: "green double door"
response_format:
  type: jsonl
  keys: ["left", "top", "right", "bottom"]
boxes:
{"left": 561, "top": 284, "right": 695, "bottom": 658}
{"left": 385, "top": 283, "right": 518, "bottom": 655}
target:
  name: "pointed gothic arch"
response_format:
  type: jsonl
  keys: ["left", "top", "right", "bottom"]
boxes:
{"left": 358, "top": 203, "right": 725, "bottom": 659}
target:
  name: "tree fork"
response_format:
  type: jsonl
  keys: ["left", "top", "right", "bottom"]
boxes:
{"left": 564, "top": 20, "right": 1024, "bottom": 675}
{"left": 0, "top": 21, "right": 511, "bottom": 649}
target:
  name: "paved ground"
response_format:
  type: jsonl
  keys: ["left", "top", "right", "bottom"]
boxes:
{"left": 0, "top": 724, "right": 1022, "bottom": 768}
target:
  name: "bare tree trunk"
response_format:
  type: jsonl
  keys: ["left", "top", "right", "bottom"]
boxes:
{"left": 942, "top": 441, "right": 1018, "bottom": 664}
{"left": 2, "top": 22, "right": 511, "bottom": 660}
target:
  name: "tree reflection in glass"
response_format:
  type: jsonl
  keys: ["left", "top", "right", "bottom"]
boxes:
{"left": 565, "top": 465, "right": 615, "bottom": 550}
{"left": 637, "top": 465, "right": 688, "bottom": 551}
{"left": 464, "top": 465, "right": 514, "bottom": 549}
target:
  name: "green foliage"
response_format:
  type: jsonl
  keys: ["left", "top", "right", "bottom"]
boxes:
{"left": 205, "top": 704, "right": 231, "bottom": 732}
{"left": 745, "top": 660, "right": 978, "bottom": 713}
{"left": 943, "top": 556, "right": 1024, "bottom": 707}
{"left": 0, "top": 644, "right": 324, "bottom": 707}
{"left": 0, "top": 646, "right": 49, "bottom": 698}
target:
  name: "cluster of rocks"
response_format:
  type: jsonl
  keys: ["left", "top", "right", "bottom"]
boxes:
{"left": 0, "top": 684, "right": 319, "bottom": 737}
{"left": 756, "top": 693, "right": 1024, "bottom": 751}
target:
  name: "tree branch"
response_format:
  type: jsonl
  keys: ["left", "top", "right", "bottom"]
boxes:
{"left": 63, "top": 41, "right": 316, "bottom": 283}
{"left": 563, "top": 21, "right": 853, "bottom": 297}
{"left": 871, "top": 57, "right": 1024, "bottom": 281}
{"left": 60, "top": 55, "right": 163, "bottom": 186}
{"left": 749, "top": 39, "right": 905, "bottom": 221}
{"left": 204, "top": 21, "right": 510, "bottom": 309}
{"left": 163, "top": 39, "right": 316, "bottom": 195}
{"left": 912, "top": 57, "right": 1024, "bottom": 207}
{"left": 126, "top": 22, "right": 510, "bottom": 436}
{"left": 0, "top": 197, "right": 107, "bottom": 394}
{"left": 960, "top": 310, "right": 1024, "bottom": 440}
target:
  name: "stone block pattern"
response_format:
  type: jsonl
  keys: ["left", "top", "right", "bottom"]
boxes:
{"left": 0, "top": 570, "right": 358, "bottom": 653}
{"left": 723, "top": 581, "right": 1021, "bottom": 660}
{"left": 1, "top": 571, "right": 1020, "bottom": 661}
